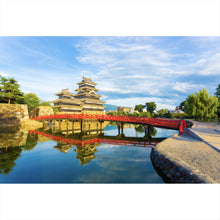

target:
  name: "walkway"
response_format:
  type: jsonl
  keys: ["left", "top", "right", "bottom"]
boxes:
{"left": 190, "top": 121, "right": 220, "bottom": 151}
{"left": 152, "top": 121, "right": 220, "bottom": 183}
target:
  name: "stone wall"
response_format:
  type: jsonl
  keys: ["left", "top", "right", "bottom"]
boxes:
{"left": 0, "top": 104, "right": 43, "bottom": 129}
{"left": 0, "top": 104, "right": 29, "bottom": 127}
{"left": 150, "top": 149, "right": 205, "bottom": 183}
{"left": 30, "top": 106, "right": 54, "bottom": 118}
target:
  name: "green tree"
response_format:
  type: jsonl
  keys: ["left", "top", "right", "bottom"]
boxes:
{"left": 134, "top": 104, "right": 144, "bottom": 113}
{"left": 179, "top": 101, "right": 186, "bottom": 112}
{"left": 157, "top": 109, "right": 168, "bottom": 118}
{"left": 164, "top": 111, "right": 172, "bottom": 118}
{"left": 145, "top": 102, "right": 157, "bottom": 114}
{"left": 0, "top": 76, "right": 24, "bottom": 104}
{"left": 39, "top": 101, "right": 51, "bottom": 106}
{"left": 24, "top": 93, "right": 40, "bottom": 109}
{"left": 215, "top": 84, "right": 220, "bottom": 122}
{"left": 185, "top": 88, "right": 218, "bottom": 121}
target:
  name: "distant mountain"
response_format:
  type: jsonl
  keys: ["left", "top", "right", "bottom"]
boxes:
{"left": 104, "top": 104, "right": 118, "bottom": 112}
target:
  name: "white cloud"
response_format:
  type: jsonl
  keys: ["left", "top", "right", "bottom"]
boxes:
{"left": 0, "top": 72, "right": 9, "bottom": 77}
{"left": 105, "top": 97, "right": 177, "bottom": 110}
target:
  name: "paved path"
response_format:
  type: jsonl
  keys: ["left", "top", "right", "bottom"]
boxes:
{"left": 153, "top": 121, "right": 220, "bottom": 183}
{"left": 191, "top": 121, "right": 220, "bottom": 151}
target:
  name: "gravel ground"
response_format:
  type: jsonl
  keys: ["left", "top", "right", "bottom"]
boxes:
{"left": 154, "top": 121, "right": 220, "bottom": 183}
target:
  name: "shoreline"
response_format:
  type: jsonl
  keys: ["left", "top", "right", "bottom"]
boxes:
{"left": 151, "top": 121, "right": 220, "bottom": 183}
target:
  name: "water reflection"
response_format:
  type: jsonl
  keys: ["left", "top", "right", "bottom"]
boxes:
{"left": 0, "top": 128, "right": 34, "bottom": 175}
{"left": 0, "top": 146, "right": 22, "bottom": 175}
{"left": 30, "top": 127, "right": 164, "bottom": 166}
{"left": 0, "top": 124, "right": 176, "bottom": 182}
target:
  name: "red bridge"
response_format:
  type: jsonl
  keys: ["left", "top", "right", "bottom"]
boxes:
{"left": 31, "top": 113, "right": 188, "bottom": 135}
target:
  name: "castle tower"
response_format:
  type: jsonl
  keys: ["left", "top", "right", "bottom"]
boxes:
{"left": 52, "top": 89, "right": 82, "bottom": 113}
{"left": 75, "top": 77, "right": 105, "bottom": 114}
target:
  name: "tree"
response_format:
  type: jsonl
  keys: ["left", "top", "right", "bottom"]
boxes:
{"left": 134, "top": 104, "right": 144, "bottom": 113}
{"left": 0, "top": 76, "right": 24, "bottom": 104}
{"left": 157, "top": 109, "right": 168, "bottom": 118}
{"left": 179, "top": 101, "right": 186, "bottom": 112}
{"left": 145, "top": 102, "right": 157, "bottom": 114}
{"left": 39, "top": 101, "right": 51, "bottom": 107}
{"left": 215, "top": 84, "right": 220, "bottom": 122}
{"left": 24, "top": 93, "right": 40, "bottom": 109}
{"left": 185, "top": 88, "right": 218, "bottom": 121}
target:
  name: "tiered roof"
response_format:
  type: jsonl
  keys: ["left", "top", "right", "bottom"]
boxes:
{"left": 77, "top": 76, "right": 97, "bottom": 86}
{"left": 55, "top": 89, "right": 75, "bottom": 97}
{"left": 52, "top": 89, "right": 82, "bottom": 112}
{"left": 52, "top": 77, "right": 105, "bottom": 113}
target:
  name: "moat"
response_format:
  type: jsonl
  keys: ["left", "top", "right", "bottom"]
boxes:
{"left": 0, "top": 124, "right": 177, "bottom": 183}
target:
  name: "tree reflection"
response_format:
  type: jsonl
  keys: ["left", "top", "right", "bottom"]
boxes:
{"left": 0, "top": 146, "right": 22, "bottom": 175}
{"left": 23, "top": 132, "right": 38, "bottom": 151}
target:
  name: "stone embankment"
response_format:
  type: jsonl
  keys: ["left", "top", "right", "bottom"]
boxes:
{"left": 0, "top": 104, "right": 53, "bottom": 129}
{"left": 151, "top": 121, "right": 220, "bottom": 183}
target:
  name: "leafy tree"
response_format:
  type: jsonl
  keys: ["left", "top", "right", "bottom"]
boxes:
{"left": 24, "top": 93, "right": 40, "bottom": 109}
{"left": 117, "top": 111, "right": 125, "bottom": 116}
{"left": 0, "top": 76, "right": 24, "bottom": 104}
{"left": 145, "top": 102, "right": 157, "bottom": 114}
{"left": 215, "top": 84, "right": 220, "bottom": 122}
{"left": 39, "top": 101, "right": 51, "bottom": 107}
{"left": 134, "top": 104, "right": 144, "bottom": 113}
{"left": 157, "top": 109, "right": 169, "bottom": 118}
{"left": 185, "top": 88, "right": 218, "bottom": 121}
{"left": 171, "top": 112, "right": 188, "bottom": 119}
{"left": 132, "top": 112, "right": 139, "bottom": 116}
{"left": 179, "top": 101, "right": 186, "bottom": 112}
{"left": 164, "top": 111, "right": 172, "bottom": 118}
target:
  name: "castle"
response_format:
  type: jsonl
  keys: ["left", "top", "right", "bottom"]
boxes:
{"left": 52, "top": 77, "right": 105, "bottom": 114}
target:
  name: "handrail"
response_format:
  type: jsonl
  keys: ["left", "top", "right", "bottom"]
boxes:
{"left": 30, "top": 113, "right": 187, "bottom": 132}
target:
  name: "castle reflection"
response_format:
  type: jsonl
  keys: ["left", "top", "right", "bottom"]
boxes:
{"left": 0, "top": 126, "right": 165, "bottom": 174}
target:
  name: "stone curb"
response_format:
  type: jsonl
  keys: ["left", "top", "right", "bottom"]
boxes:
{"left": 150, "top": 149, "right": 211, "bottom": 183}
{"left": 185, "top": 128, "right": 220, "bottom": 153}
{"left": 151, "top": 134, "right": 215, "bottom": 183}
{"left": 185, "top": 128, "right": 204, "bottom": 141}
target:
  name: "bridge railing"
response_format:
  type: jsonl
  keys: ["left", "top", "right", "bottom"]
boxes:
{"left": 30, "top": 113, "right": 187, "bottom": 133}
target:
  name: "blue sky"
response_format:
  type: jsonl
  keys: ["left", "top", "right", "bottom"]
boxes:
{"left": 0, "top": 36, "right": 219, "bottom": 110}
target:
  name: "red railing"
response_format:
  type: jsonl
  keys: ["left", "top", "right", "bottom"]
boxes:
{"left": 31, "top": 113, "right": 186, "bottom": 131}
{"left": 30, "top": 130, "right": 158, "bottom": 148}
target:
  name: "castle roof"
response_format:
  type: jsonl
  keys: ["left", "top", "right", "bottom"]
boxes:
{"left": 81, "top": 98, "right": 105, "bottom": 104}
{"left": 75, "top": 86, "right": 99, "bottom": 92}
{"left": 55, "top": 89, "right": 75, "bottom": 97}
{"left": 77, "top": 76, "right": 97, "bottom": 86}
{"left": 52, "top": 97, "right": 82, "bottom": 104}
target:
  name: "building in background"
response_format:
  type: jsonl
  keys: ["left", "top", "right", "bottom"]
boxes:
{"left": 52, "top": 77, "right": 105, "bottom": 114}
{"left": 52, "top": 89, "right": 82, "bottom": 113}
{"left": 169, "top": 106, "right": 184, "bottom": 114}
{"left": 117, "top": 106, "right": 134, "bottom": 114}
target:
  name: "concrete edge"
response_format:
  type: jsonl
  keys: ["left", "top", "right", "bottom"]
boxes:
{"left": 151, "top": 148, "right": 214, "bottom": 183}
{"left": 214, "top": 129, "right": 220, "bottom": 133}
{"left": 151, "top": 134, "right": 216, "bottom": 183}
{"left": 184, "top": 128, "right": 204, "bottom": 141}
